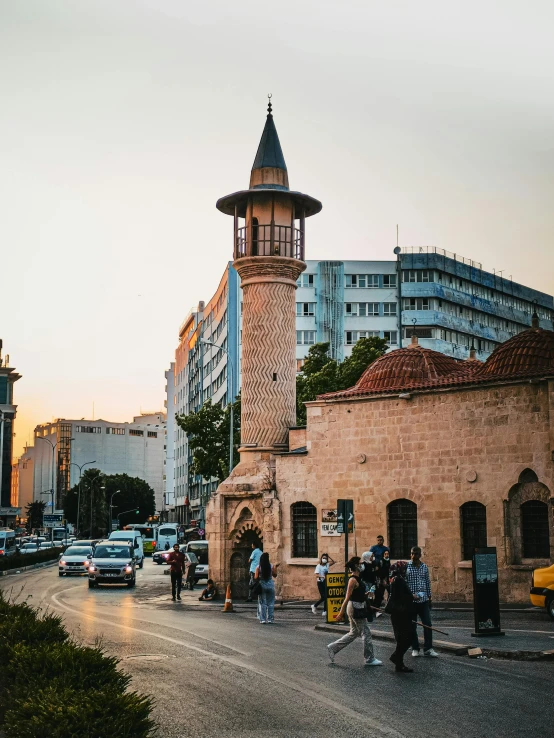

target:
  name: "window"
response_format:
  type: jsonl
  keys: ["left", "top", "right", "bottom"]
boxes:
{"left": 460, "top": 502, "right": 487, "bottom": 560}
{"left": 106, "top": 427, "right": 125, "bottom": 435}
{"left": 346, "top": 303, "right": 379, "bottom": 317}
{"left": 403, "top": 298, "right": 430, "bottom": 311}
{"left": 291, "top": 502, "right": 317, "bottom": 558}
{"left": 346, "top": 274, "right": 375, "bottom": 288}
{"left": 296, "top": 359, "right": 305, "bottom": 372}
{"left": 383, "top": 274, "right": 397, "bottom": 288}
{"left": 383, "top": 302, "right": 397, "bottom": 316}
{"left": 296, "top": 331, "right": 316, "bottom": 345}
{"left": 297, "top": 273, "right": 315, "bottom": 287}
{"left": 388, "top": 499, "right": 417, "bottom": 559}
{"left": 147, "top": 431, "right": 158, "bottom": 438}
{"left": 521, "top": 501, "right": 550, "bottom": 558}
{"left": 296, "top": 302, "right": 316, "bottom": 317}
{"left": 76, "top": 426, "right": 101, "bottom": 434}
{"left": 402, "top": 270, "right": 432, "bottom": 283}
{"left": 345, "top": 330, "right": 380, "bottom": 345}
{"left": 383, "top": 331, "right": 398, "bottom": 345}
{"left": 129, "top": 429, "right": 144, "bottom": 437}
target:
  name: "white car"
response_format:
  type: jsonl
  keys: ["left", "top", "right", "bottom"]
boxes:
{"left": 20, "top": 542, "right": 42, "bottom": 554}
{"left": 58, "top": 546, "right": 94, "bottom": 576}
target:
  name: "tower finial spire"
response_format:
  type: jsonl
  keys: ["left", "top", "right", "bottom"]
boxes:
{"left": 267, "top": 93, "right": 272, "bottom": 116}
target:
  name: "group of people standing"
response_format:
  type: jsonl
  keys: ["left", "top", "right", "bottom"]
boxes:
{"left": 323, "top": 537, "right": 439, "bottom": 672}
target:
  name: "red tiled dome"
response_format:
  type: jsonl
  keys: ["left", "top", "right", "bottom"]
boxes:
{"left": 352, "top": 342, "right": 469, "bottom": 393}
{"left": 478, "top": 327, "right": 554, "bottom": 377}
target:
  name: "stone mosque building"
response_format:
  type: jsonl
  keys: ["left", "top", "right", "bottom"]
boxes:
{"left": 206, "top": 104, "right": 554, "bottom": 604}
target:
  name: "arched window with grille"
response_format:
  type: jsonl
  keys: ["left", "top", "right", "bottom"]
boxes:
{"left": 387, "top": 499, "right": 417, "bottom": 559}
{"left": 521, "top": 500, "right": 550, "bottom": 558}
{"left": 291, "top": 502, "right": 317, "bottom": 558}
{"left": 460, "top": 502, "right": 487, "bottom": 560}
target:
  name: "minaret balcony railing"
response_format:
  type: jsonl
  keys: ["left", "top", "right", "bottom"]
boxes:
{"left": 235, "top": 224, "right": 304, "bottom": 261}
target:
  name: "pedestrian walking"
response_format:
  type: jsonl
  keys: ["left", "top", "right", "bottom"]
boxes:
{"left": 327, "top": 557, "right": 382, "bottom": 667}
{"left": 406, "top": 546, "right": 439, "bottom": 658}
{"left": 374, "top": 550, "right": 391, "bottom": 611}
{"left": 311, "top": 553, "right": 335, "bottom": 616}
{"left": 166, "top": 543, "right": 186, "bottom": 602}
{"left": 385, "top": 561, "right": 414, "bottom": 673}
{"left": 246, "top": 542, "right": 263, "bottom": 602}
{"left": 359, "top": 551, "right": 377, "bottom": 620}
{"left": 254, "top": 552, "right": 279, "bottom": 623}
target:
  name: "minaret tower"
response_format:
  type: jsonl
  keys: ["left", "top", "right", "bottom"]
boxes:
{"left": 217, "top": 99, "right": 322, "bottom": 452}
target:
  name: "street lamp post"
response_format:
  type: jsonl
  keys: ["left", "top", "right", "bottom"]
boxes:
{"left": 199, "top": 339, "right": 235, "bottom": 477}
{"left": 109, "top": 490, "right": 121, "bottom": 534}
{"left": 36, "top": 436, "right": 56, "bottom": 541}
{"left": 117, "top": 508, "right": 139, "bottom": 526}
{"left": 71, "top": 461, "right": 96, "bottom": 536}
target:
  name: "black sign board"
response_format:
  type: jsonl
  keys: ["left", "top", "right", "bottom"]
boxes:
{"left": 336, "top": 499, "right": 354, "bottom": 534}
{"left": 471, "top": 547, "right": 505, "bottom": 637}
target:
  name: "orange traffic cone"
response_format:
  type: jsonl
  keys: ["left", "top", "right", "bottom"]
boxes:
{"left": 222, "top": 584, "right": 234, "bottom": 613}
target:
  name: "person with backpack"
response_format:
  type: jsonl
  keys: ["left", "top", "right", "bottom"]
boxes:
{"left": 327, "top": 557, "right": 382, "bottom": 667}
{"left": 385, "top": 561, "right": 415, "bottom": 672}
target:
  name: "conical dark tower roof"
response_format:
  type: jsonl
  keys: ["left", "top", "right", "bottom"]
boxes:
{"left": 251, "top": 105, "right": 287, "bottom": 173}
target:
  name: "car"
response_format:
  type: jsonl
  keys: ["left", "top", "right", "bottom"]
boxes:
{"left": 58, "top": 546, "right": 94, "bottom": 576}
{"left": 19, "top": 542, "right": 42, "bottom": 554}
{"left": 108, "top": 531, "right": 145, "bottom": 568}
{"left": 87, "top": 541, "right": 137, "bottom": 588}
{"left": 72, "top": 539, "right": 100, "bottom": 550}
{"left": 530, "top": 563, "right": 554, "bottom": 619}
{"left": 39, "top": 542, "right": 56, "bottom": 549}
{"left": 152, "top": 549, "right": 172, "bottom": 565}
{"left": 181, "top": 541, "right": 209, "bottom": 583}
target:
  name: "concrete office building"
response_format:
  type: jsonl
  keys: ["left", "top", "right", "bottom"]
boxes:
{"left": 163, "top": 363, "right": 176, "bottom": 518}
{"left": 12, "top": 444, "right": 34, "bottom": 515}
{"left": 0, "top": 342, "right": 21, "bottom": 526}
{"left": 32, "top": 413, "right": 166, "bottom": 514}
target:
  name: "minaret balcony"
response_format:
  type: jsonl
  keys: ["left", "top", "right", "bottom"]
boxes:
{"left": 235, "top": 224, "right": 304, "bottom": 261}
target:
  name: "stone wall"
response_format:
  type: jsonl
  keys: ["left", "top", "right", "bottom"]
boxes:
{"left": 274, "top": 380, "right": 554, "bottom": 604}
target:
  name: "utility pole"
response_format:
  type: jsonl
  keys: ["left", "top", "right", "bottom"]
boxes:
{"left": 71, "top": 461, "right": 96, "bottom": 536}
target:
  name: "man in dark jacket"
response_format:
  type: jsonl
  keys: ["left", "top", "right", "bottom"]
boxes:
{"left": 385, "top": 561, "right": 414, "bottom": 672}
{"left": 166, "top": 543, "right": 186, "bottom": 601}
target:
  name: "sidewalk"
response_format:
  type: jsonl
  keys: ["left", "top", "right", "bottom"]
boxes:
{"left": 314, "top": 610, "right": 554, "bottom": 661}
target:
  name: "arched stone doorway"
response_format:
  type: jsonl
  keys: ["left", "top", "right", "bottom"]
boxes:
{"left": 230, "top": 527, "right": 263, "bottom": 600}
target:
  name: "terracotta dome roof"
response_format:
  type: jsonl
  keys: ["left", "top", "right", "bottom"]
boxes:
{"left": 477, "top": 327, "right": 554, "bottom": 378}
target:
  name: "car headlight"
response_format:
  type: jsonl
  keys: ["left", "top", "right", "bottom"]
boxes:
{"left": 60, "top": 561, "right": 67, "bottom": 566}
{"left": 125, "top": 565, "right": 133, "bottom": 573}
{"left": 88, "top": 565, "right": 97, "bottom": 572}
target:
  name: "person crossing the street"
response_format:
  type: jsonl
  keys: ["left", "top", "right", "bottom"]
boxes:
{"left": 406, "top": 546, "right": 439, "bottom": 658}
{"left": 166, "top": 543, "right": 186, "bottom": 602}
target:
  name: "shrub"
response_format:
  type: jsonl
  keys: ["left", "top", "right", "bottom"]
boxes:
{"left": 0, "top": 547, "right": 61, "bottom": 571}
{"left": 4, "top": 686, "right": 156, "bottom": 738}
{"left": 0, "top": 642, "right": 131, "bottom": 718}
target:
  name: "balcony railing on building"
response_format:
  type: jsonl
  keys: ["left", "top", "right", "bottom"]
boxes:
{"left": 235, "top": 223, "right": 304, "bottom": 261}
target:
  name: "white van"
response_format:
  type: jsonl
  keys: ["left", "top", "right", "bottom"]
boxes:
{"left": 0, "top": 529, "right": 16, "bottom": 557}
{"left": 156, "top": 524, "right": 182, "bottom": 552}
{"left": 108, "top": 530, "right": 145, "bottom": 568}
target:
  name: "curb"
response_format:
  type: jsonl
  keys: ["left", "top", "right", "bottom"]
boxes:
{"left": 0, "top": 560, "right": 59, "bottom": 577}
{"left": 314, "top": 624, "right": 554, "bottom": 662}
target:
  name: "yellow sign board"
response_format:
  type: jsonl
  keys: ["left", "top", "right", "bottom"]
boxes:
{"left": 326, "top": 572, "right": 346, "bottom": 624}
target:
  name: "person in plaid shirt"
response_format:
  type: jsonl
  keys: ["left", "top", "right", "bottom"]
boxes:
{"left": 406, "top": 546, "right": 439, "bottom": 658}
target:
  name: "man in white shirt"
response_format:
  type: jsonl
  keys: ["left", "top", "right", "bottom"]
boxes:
{"left": 246, "top": 543, "right": 263, "bottom": 601}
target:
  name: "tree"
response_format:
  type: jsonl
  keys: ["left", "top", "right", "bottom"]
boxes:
{"left": 63, "top": 468, "right": 106, "bottom": 537}
{"left": 25, "top": 501, "right": 46, "bottom": 531}
{"left": 103, "top": 474, "right": 156, "bottom": 529}
{"left": 296, "top": 337, "right": 388, "bottom": 424}
{"left": 176, "top": 394, "right": 241, "bottom": 485}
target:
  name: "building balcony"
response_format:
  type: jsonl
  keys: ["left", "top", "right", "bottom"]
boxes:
{"left": 235, "top": 224, "right": 304, "bottom": 261}
{"left": 401, "top": 309, "right": 515, "bottom": 343}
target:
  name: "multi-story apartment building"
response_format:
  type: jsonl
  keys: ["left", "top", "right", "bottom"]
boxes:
{"left": 11, "top": 444, "right": 34, "bottom": 516}
{"left": 167, "top": 251, "right": 553, "bottom": 526}
{"left": 0, "top": 341, "right": 21, "bottom": 526}
{"left": 32, "top": 413, "right": 166, "bottom": 514}
{"left": 163, "top": 363, "right": 176, "bottom": 518}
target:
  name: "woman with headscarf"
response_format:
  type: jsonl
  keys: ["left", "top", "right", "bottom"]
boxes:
{"left": 385, "top": 561, "right": 414, "bottom": 672}
{"left": 327, "top": 556, "right": 382, "bottom": 667}
{"left": 254, "top": 551, "right": 279, "bottom": 624}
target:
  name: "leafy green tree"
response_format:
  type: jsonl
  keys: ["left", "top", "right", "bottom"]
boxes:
{"left": 296, "top": 337, "right": 388, "bottom": 424}
{"left": 103, "top": 474, "right": 156, "bottom": 529}
{"left": 176, "top": 395, "right": 241, "bottom": 484}
{"left": 25, "top": 501, "right": 46, "bottom": 531}
{"left": 63, "top": 469, "right": 107, "bottom": 537}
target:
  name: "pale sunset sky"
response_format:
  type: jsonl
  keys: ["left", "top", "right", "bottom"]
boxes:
{"left": 1, "top": 1, "right": 553, "bottom": 457}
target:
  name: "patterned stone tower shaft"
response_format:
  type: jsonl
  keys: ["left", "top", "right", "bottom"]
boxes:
{"left": 235, "top": 256, "right": 304, "bottom": 448}
{"left": 216, "top": 99, "right": 322, "bottom": 453}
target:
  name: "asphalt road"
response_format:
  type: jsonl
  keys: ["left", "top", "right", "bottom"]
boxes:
{"left": 2, "top": 562, "right": 554, "bottom": 738}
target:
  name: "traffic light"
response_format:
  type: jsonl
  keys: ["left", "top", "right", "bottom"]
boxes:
{"left": 135, "top": 509, "right": 140, "bottom": 515}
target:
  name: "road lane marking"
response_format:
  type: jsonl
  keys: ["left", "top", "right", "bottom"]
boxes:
{"left": 50, "top": 588, "right": 404, "bottom": 738}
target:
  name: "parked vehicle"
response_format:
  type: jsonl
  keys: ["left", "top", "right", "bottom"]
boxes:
{"left": 58, "top": 546, "right": 94, "bottom": 576}
{"left": 108, "top": 530, "right": 144, "bottom": 568}
{"left": 122, "top": 524, "right": 158, "bottom": 555}
{"left": 87, "top": 541, "right": 136, "bottom": 588}
{"left": 152, "top": 549, "right": 172, "bottom": 565}
{"left": 530, "top": 564, "right": 554, "bottom": 619}
{"left": 182, "top": 540, "right": 208, "bottom": 583}
{"left": 0, "top": 529, "right": 16, "bottom": 557}
{"left": 156, "top": 525, "right": 182, "bottom": 552}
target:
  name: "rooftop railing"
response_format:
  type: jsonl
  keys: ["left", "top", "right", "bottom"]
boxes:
{"left": 401, "top": 246, "right": 482, "bottom": 270}
{"left": 235, "top": 224, "right": 304, "bottom": 261}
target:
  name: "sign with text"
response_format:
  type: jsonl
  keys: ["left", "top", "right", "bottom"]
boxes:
{"left": 43, "top": 514, "right": 63, "bottom": 527}
{"left": 472, "top": 547, "right": 504, "bottom": 637}
{"left": 321, "top": 509, "right": 340, "bottom": 536}
{"left": 326, "top": 572, "right": 346, "bottom": 624}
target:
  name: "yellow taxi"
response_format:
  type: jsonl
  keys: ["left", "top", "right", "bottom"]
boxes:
{"left": 530, "top": 563, "right": 554, "bottom": 619}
